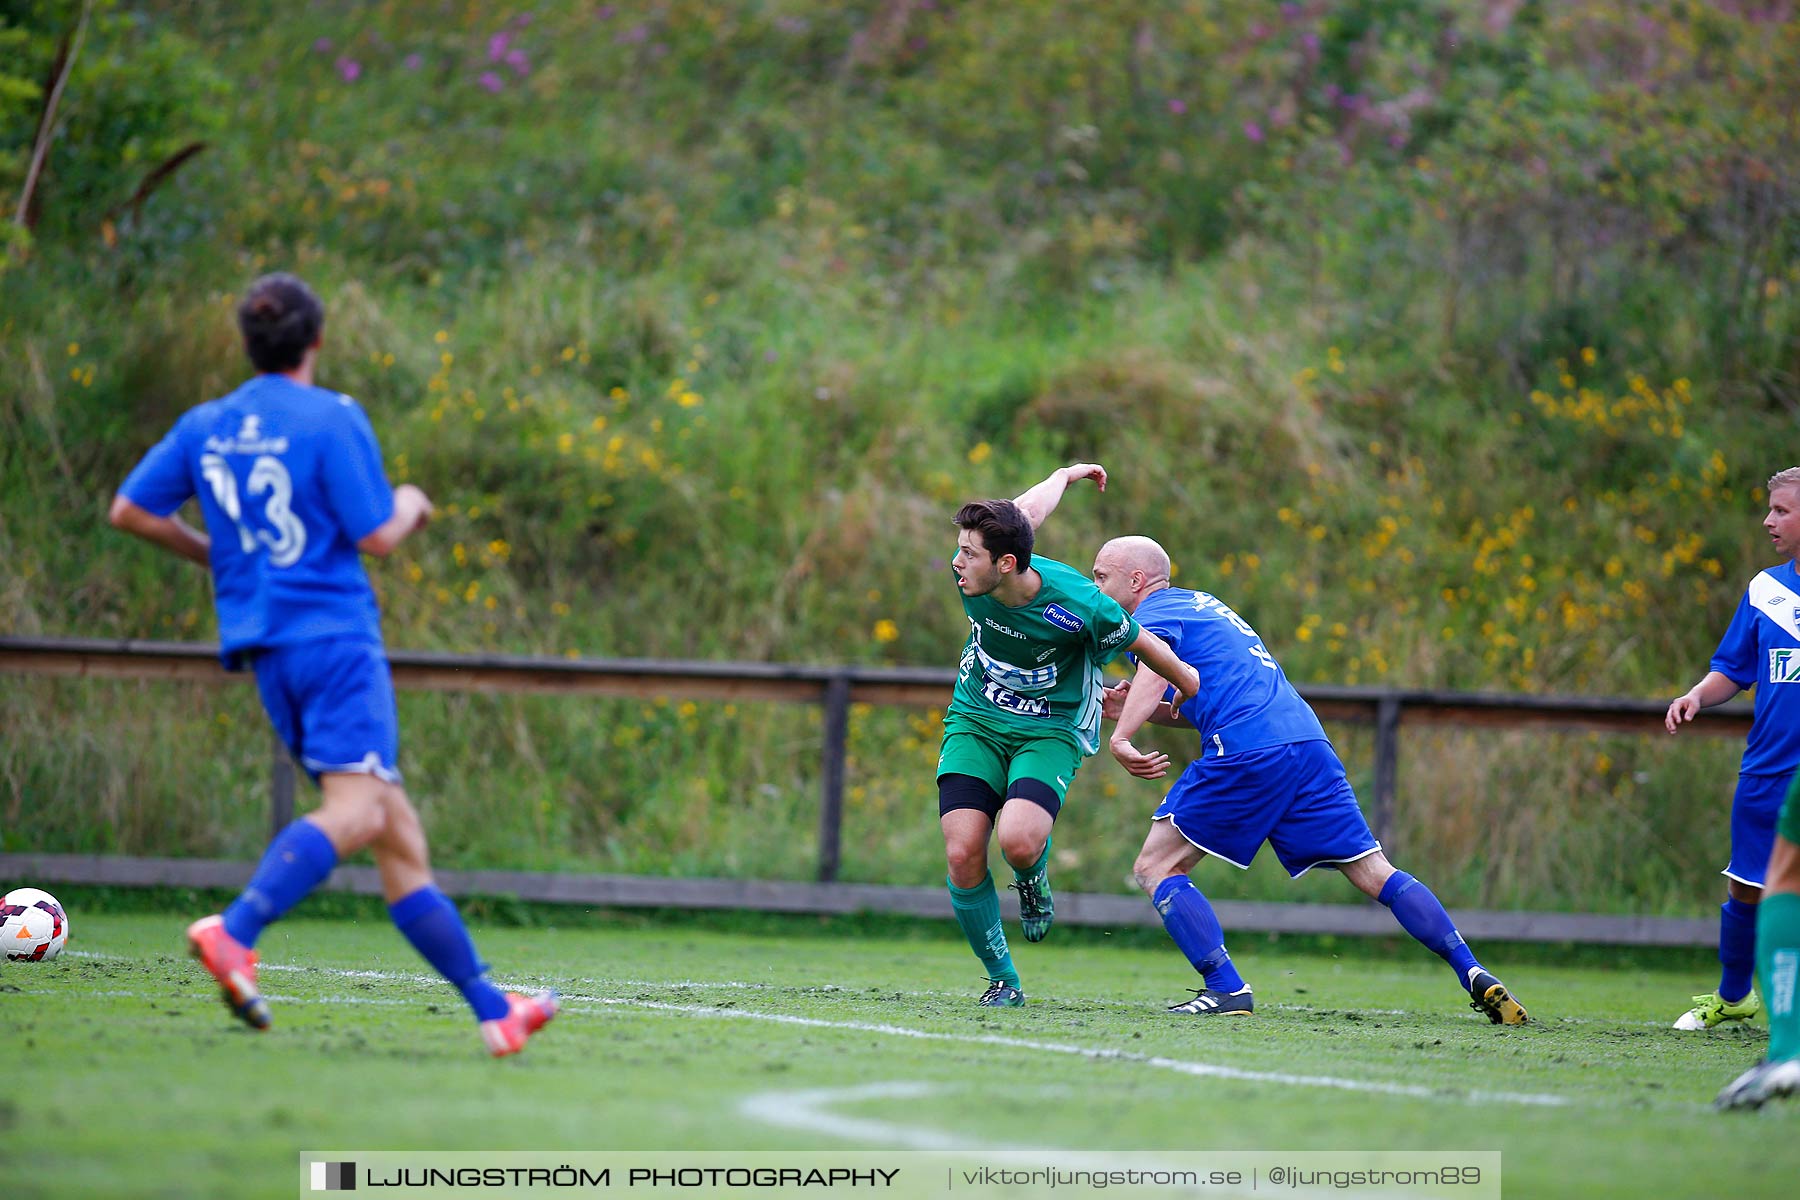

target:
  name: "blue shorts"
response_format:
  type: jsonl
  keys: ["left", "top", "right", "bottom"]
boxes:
{"left": 251, "top": 639, "right": 401, "bottom": 785}
{"left": 1725, "top": 770, "right": 1795, "bottom": 887}
{"left": 1153, "top": 739, "right": 1379, "bottom": 878}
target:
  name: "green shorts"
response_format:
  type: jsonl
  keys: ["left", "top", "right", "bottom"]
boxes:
{"left": 1782, "top": 772, "right": 1800, "bottom": 845}
{"left": 936, "top": 726, "right": 1084, "bottom": 811}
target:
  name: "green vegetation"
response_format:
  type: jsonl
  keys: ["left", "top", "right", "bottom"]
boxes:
{"left": 3, "top": 2, "right": 1799, "bottom": 910}
{"left": 7, "top": 909, "right": 1794, "bottom": 1199}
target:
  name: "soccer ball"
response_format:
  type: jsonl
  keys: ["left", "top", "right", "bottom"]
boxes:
{"left": 1, "top": 887, "right": 69, "bottom": 962}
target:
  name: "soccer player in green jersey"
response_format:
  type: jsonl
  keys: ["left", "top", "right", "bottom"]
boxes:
{"left": 939, "top": 463, "right": 1199, "bottom": 1007}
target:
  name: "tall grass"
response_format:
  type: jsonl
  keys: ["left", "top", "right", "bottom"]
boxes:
{"left": 3, "top": 1, "right": 1797, "bottom": 912}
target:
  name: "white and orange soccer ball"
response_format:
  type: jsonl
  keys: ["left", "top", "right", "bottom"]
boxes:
{"left": 2, "top": 887, "right": 69, "bottom": 962}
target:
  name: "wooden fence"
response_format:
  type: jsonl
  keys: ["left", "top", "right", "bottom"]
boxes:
{"left": 0, "top": 636, "right": 1752, "bottom": 945}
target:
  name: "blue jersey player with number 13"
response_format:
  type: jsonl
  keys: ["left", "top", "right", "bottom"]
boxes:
{"left": 109, "top": 274, "right": 556, "bottom": 1056}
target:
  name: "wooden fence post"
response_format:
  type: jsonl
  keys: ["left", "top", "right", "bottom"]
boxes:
{"left": 817, "top": 674, "right": 852, "bottom": 883}
{"left": 1370, "top": 694, "right": 1402, "bottom": 848}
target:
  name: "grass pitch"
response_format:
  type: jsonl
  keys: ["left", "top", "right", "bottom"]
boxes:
{"left": 4, "top": 907, "right": 1795, "bottom": 1199}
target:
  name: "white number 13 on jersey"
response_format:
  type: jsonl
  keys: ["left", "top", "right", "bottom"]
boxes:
{"left": 200, "top": 453, "right": 308, "bottom": 568}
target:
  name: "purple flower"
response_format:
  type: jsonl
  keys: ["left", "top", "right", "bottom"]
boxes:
{"left": 1167, "top": 98, "right": 1187, "bottom": 115}
{"left": 477, "top": 71, "right": 504, "bottom": 93}
{"left": 488, "top": 31, "right": 512, "bottom": 61}
{"left": 513, "top": 12, "right": 534, "bottom": 27}
{"left": 313, "top": 37, "right": 333, "bottom": 53}
{"left": 403, "top": 52, "right": 422, "bottom": 70}
{"left": 1243, "top": 120, "right": 1265, "bottom": 143}
{"left": 1387, "top": 132, "right": 1407, "bottom": 149}
{"left": 597, "top": 4, "right": 616, "bottom": 18}
{"left": 1250, "top": 22, "right": 1270, "bottom": 39}
{"left": 336, "top": 57, "right": 362, "bottom": 83}
{"left": 1301, "top": 32, "right": 1320, "bottom": 54}
{"left": 763, "top": 349, "right": 779, "bottom": 363}
{"left": 505, "top": 47, "right": 530, "bottom": 75}
{"left": 617, "top": 23, "right": 649, "bottom": 44}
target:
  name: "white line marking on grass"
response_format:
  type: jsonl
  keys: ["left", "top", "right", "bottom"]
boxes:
{"left": 739, "top": 1082, "right": 978, "bottom": 1150}
{"left": 56, "top": 952, "right": 1670, "bottom": 1028}
{"left": 35, "top": 962, "right": 1571, "bottom": 1106}
{"left": 564, "top": 995, "right": 1572, "bottom": 1108}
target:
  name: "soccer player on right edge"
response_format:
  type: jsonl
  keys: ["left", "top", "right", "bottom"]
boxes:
{"left": 1665, "top": 468, "right": 1800, "bottom": 1032}
{"left": 1093, "top": 535, "right": 1528, "bottom": 1023}
{"left": 1716, "top": 778, "right": 1800, "bottom": 1109}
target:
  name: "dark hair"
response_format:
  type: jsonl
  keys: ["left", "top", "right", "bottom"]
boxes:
{"left": 955, "top": 499, "right": 1033, "bottom": 571}
{"left": 237, "top": 273, "right": 324, "bottom": 373}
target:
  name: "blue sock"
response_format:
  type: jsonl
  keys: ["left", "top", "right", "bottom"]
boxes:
{"left": 1152, "top": 875, "right": 1246, "bottom": 993}
{"left": 389, "top": 886, "right": 511, "bottom": 1021}
{"left": 222, "top": 819, "right": 339, "bottom": 948}
{"left": 1718, "top": 896, "right": 1758, "bottom": 1003}
{"left": 1379, "top": 871, "right": 1482, "bottom": 983}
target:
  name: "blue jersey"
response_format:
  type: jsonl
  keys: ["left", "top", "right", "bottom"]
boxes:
{"left": 1132, "top": 587, "right": 1327, "bottom": 757}
{"left": 119, "top": 375, "right": 395, "bottom": 666}
{"left": 1709, "top": 561, "right": 1800, "bottom": 776}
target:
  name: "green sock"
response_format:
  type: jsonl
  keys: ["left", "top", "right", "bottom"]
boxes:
{"left": 1758, "top": 892, "right": 1800, "bottom": 1062}
{"left": 948, "top": 872, "right": 1018, "bottom": 986}
{"left": 1012, "top": 837, "right": 1050, "bottom": 885}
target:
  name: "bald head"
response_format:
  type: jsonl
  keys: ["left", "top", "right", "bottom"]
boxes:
{"left": 1092, "top": 536, "right": 1172, "bottom": 613}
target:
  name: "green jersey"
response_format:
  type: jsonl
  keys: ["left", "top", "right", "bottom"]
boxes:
{"left": 947, "top": 555, "right": 1141, "bottom": 756}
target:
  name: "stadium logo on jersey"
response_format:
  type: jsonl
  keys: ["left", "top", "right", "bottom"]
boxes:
{"left": 1099, "top": 616, "right": 1133, "bottom": 649}
{"left": 1042, "top": 603, "right": 1085, "bottom": 633}
{"left": 982, "top": 617, "right": 1027, "bottom": 640}
{"left": 1771, "top": 649, "right": 1800, "bottom": 684}
{"left": 981, "top": 678, "right": 1050, "bottom": 717}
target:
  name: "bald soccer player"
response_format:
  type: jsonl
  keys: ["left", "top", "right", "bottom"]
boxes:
{"left": 1092, "top": 535, "right": 1528, "bottom": 1023}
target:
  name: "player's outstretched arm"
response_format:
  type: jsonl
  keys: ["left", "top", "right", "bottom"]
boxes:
{"left": 358, "top": 484, "right": 434, "bottom": 557}
{"left": 1109, "top": 659, "right": 1179, "bottom": 779}
{"left": 1665, "top": 670, "right": 1742, "bottom": 734}
{"left": 108, "top": 495, "right": 210, "bottom": 566}
{"left": 1011, "top": 463, "right": 1107, "bottom": 531}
